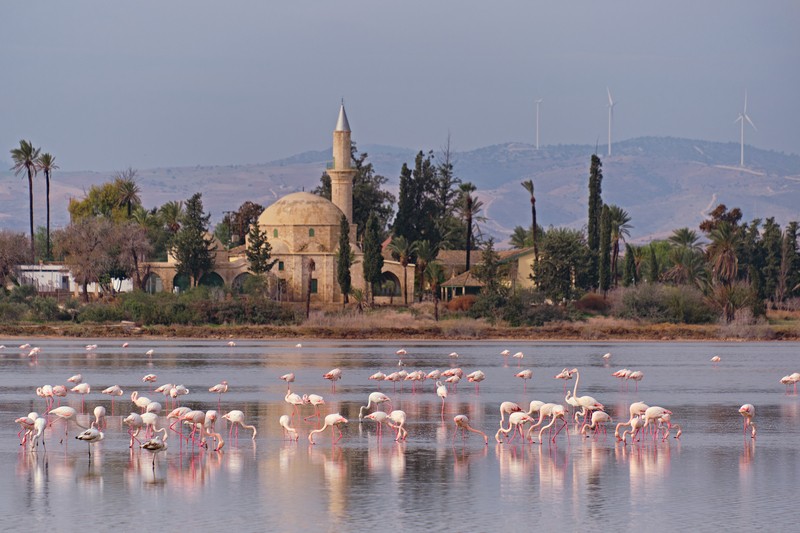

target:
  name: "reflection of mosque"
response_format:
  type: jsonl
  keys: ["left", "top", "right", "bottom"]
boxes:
{"left": 142, "top": 104, "right": 414, "bottom": 304}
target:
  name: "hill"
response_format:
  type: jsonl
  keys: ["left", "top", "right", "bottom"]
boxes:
{"left": 1, "top": 137, "right": 798, "bottom": 245}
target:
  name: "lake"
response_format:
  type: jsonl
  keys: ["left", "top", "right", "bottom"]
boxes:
{"left": 1, "top": 339, "right": 798, "bottom": 532}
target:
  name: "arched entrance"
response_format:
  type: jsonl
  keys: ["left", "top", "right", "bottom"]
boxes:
{"left": 374, "top": 272, "right": 401, "bottom": 297}
{"left": 173, "top": 273, "right": 190, "bottom": 293}
{"left": 143, "top": 273, "right": 163, "bottom": 294}
{"left": 232, "top": 272, "right": 253, "bottom": 293}
{"left": 199, "top": 272, "right": 224, "bottom": 288}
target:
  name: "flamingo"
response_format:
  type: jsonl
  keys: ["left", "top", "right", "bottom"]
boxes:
{"left": 526, "top": 400, "right": 545, "bottom": 419}
{"left": 500, "top": 349, "right": 510, "bottom": 357}
{"left": 93, "top": 406, "right": 107, "bottom": 429}
{"left": 387, "top": 410, "right": 408, "bottom": 441}
{"left": 710, "top": 355, "right": 721, "bottom": 363}
{"left": 279, "top": 415, "right": 299, "bottom": 441}
{"left": 170, "top": 385, "right": 190, "bottom": 404}
{"left": 444, "top": 374, "right": 461, "bottom": 390}
{"left": 209, "top": 380, "right": 229, "bottom": 410}
{"left": 323, "top": 368, "right": 342, "bottom": 392}
{"left": 495, "top": 412, "right": 535, "bottom": 443}
{"left": 364, "top": 411, "right": 389, "bottom": 439}
{"left": 181, "top": 410, "right": 206, "bottom": 445}
{"left": 426, "top": 369, "right": 442, "bottom": 381}
{"left": 627, "top": 370, "right": 644, "bottom": 391}
{"left": 295, "top": 343, "right": 302, "bottom": 348}
{"left": 621, "top": 416, "right": 645, "bottom": 444}
{"left": 227, "top": 341, "right": 237, "bottom": 347}
{"left": 280, "top": 373, "right": 295, "bottom": 390}
{"left": 75, "top": 424, "right": 104, "bottom": 457}
{"left": 145, "top": 349, "right": 155, "bottom": 357}
{"left": 515, "top": 369, "right": 533, "bottom": 392}
{"left": 122, "top": 342, "right": 129, "bottom": 348}
{"left": 789, "top": 372, "right": 800, "bottom": 395}
{"left": 396, "top": 348, "right": 407, "bottom": 356}
{"left": 358, "top": 391, "right": 392, "bottom": 420}
{"left": 85, "top": 344, "right": 98, "bottom": 351}
{"left": 52, "top": 385, "right": 67, "bottom": 407}
{"left": 70, "top": 383, "right": 91, "bottom": 413}
{"left": 131, "top": 391, "right": 151, "bottom": 412}
{"left": 384, "top": 372, "right": 402, "bottom": 392}
{"left": 567, "top": 368, "right": 604, "bottom": 424}
{"left": 602, "top": 352, "right": 612, "bottom": 361}
{"left": 223, "top": 410, "right": 257, "bottom": 440}
{"left": 303, "top": 394, "right": 326, "bottom": 420}
{"left": 537, "top": 404, "right": 569, "bottom": 444}
{"left": 48, "top": 406, "right": 88, "bottom": 442}
{"left": 499, "top": 401, "right": 523, "bottom": 426}
{"left": 526, "top": 403, "right": 558, "bottom": 441}
{"left": 466, "top": 370, "right": 486, "bottom": 393}
{"left": 101, "top": 385, "right": 124, "bottom": 414}
{"left": 15, "top": 412, "right": 39, "bottom": 446}
{"left": 369, "top": 371, "right": 386, "bottom": 388}
{"left": 140, "top": 427, "right": 168, "bottom": 468}
{"left": 660, "top": 413, "right": 683, "bottom": 440}
{"left": 141, "top": 412, "right": 159, "bottom": 439}
{"left": 739, "top": 404, "right": 757, "bottom": 439}
{"left": 453, "top": 415, "right": 488, "bottom": 445}
{"left": 167, "top": 407, "right": 191, "bottom": 438}
{"left": 285, "top": 390, "right": 304, "bottom": 419}
{"left": 436, "top": 381, "right": 448, "bottom": 416}
{"left": 554, "top": 368, "right": 574, "bottom": 393}
{"left": 38, "top": 385, "right": 54, "bottom": 412}
{"left": 67, "top": 374, "right": 82, "bottom": 384}
{"left": 512, "top": 351, "right": 524, "bottom": 367}
{"left": 643, "top": 406, "right": 673, "bottom": 438}
{"left": 123, "top": 412, "right": 144, "bottom": 447}
{"left": 308, "top": 413, "right": 347, "bottom": 444}
{"left": 580, "top": 410, "right": 612, "bottom": 437}
{"left": 145, "top": 401, "right": 162, "bottom": 415}
{"left": 449, "top": 352, "right": 459, "bottom": 359}
{"left": 30, "top": 417, "right": 47, "bottom": 451}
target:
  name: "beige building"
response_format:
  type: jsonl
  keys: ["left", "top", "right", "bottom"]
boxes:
{"left": 143, "top": 104, "right": 414, "bottom": 304}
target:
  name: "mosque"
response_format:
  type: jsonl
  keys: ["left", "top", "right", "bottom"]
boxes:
{"left": 143, "top": 104, "right": 414, "bottom": 305}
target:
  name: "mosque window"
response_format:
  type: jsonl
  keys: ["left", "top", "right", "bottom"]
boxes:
{"left": 278, "top": 261, "right": 284, "bottom": 271}
{"left": 309, "top": 228, "right": 315, "bottom": 237}
{"left": 273, "top": 229, "right": 278, "bottom": 238}
{"left": 310, "top": 279, "right": 318, "bottom": 294}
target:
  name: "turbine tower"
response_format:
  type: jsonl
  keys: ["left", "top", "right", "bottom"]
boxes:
{"left": 607, "top": 87, "right": 616, "bottom": 156}
{"left": 535, "top": 98, "right": 543, "bottom": 150}
{"left": 735, "top": 90, "right": 757, "bottom": 167}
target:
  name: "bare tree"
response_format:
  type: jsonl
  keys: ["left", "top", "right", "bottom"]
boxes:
{"left": 54, "top": 218, "right": 116, "bottom": 301}
{"left": 116, "top": 222, "right": 153, "bottom": 290}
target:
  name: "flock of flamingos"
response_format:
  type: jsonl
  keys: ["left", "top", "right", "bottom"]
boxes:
{"left": 11, "top": 342, "right": 791, "bottom": 468}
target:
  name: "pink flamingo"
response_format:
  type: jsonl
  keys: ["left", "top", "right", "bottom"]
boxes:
{"left": 209, "top": 380, "right": 228, "bottom": 410}
{"left": 364, "top": 411, "right": 388, "bottom": 439}
{"left": 308, "top": 413, "right": 347, "bottom": 445}
{"left": 739, "top": 404, "right": 757, "bottom": 439}
{"left": 580, "top": 410, "right": 612, "bottom": 438}
{"left": 496, "top": 412, "right": 535, "bottom": 443}
{"left": 515, "top": 369, "right": 533, "bottom": 392}
{"left": 223, "top": 410, "right": 257, "bottom": 441}
{"left": 285, "top": 390, "right": 304, "bottom": 420}
{"left": 123, "top": 412, "right": 144, "bottom": 447}
{"left": 280, "top": 373, "right": 295, "bottom": 390}
{"left": 279, "top": 414, "right": 299, "bottom": 441}
{"left": 101, "top": 385, "right": 124, "bottom": 415}
{"left": 358, "top": 391, "right": 392, "bottom": 420}
{"left": 70, "top": 383, "right": 90, "bottom": 413}
{"left": 499, "top": 401, "right": 523, "bottom": 426}
{"left": 466, "top": 370, "right": 486, "bottom": 393}
{"left": 537, "top": 404, "right": 569, "bottom": 444}
{"left": 436, "top": 381, "right": 448, "bottom": 416}
{"left": 323, "top": 368, "right": 342, "bottom": 392}
{"left": 554, "top": 368, "right": 573, "bottom": 393}
{"left": 387, "top": 410, "right": 408, "bottom": 441}
{"left": 303, "top": 394, "right": 326, "bottom": 421}
{"left": 453, "top": 415, "right": 488, "bottom": 445}
{"left": 48, "top": 406, "right": 88, "bottom": 443}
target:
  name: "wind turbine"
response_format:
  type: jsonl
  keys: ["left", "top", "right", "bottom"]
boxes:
{"left": 735, "top": 90, "right": 757, "bottom": 167}
{"left": 607, "top": 87, "right": 616, "bottom": 156}
{"left": 535, "top": 98, "right": 543, "bottom": 150}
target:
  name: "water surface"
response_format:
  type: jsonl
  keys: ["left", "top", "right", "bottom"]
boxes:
{"left": 2, "top": 339, "right": 798, "bottom": 532}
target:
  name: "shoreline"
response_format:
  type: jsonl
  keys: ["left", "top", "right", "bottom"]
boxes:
{"left": 1, "top": 321, "right": 797, "bottom": 342}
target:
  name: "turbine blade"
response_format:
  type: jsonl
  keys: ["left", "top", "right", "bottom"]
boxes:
{"left": 607, "top": 87, "right": 613, "bottom": 106}
{"left": 744, "top": 90, "right": 748, "bottom": 114}
{"left": 745, "top": 114, "right": 757, "bottom": 131}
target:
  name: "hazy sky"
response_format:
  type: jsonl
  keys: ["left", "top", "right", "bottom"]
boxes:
{"left": 3, "top": 1, "right": 798, "bottom": 171}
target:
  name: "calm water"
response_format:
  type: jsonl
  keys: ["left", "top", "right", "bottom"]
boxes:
{"left": 2, "top": 339, "right": 799, "bottom": 532}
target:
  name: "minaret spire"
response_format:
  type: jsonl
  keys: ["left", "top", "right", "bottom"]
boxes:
{"left": 330, "top": 102, "right": 355, "bottom": 222}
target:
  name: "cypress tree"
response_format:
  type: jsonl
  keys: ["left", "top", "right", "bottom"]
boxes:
{"left": 336, "top": 215, "right": 352, "bottom": 305}
{"left": 587, "top": 154, "right": 603, "bottom": 290}
{"left": 599, "top": 204, "right": 612, "bottom": 295}
{"left": 362, "top": 213, "right": 384, "bottom": 304}
{"left": 172, "top": 193, "right": 215, "bottom": 287}
{"left": 647, "top": 245, "right": 659, "bottom": 283}
{"left": 622, "top": 243, "right": 637, "bottom": 287}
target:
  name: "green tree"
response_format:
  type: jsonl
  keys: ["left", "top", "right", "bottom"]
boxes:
{"left": 335, "top": 215, "right": 352, "bottom": 305}
{"left": 172, "top": 193, "right": 215, "bottom": 287}
{"left": 706, "top": 222, "right": 740, "bottom": 286}
{"left": 509, "top": 226, "right": 533, "bottom": 249}
{"left": 534, "top": 227, "right": 590, "bottom": 301}
{"left": 222, "top": 201, "right": 265, "bottom": 246}
{"left": 760, "top": 217, "right": 782, "bottom": 303}
{"left": 69, "top": 181, "right": 128, "bottom": 222}
{"left": 114, "top": 168, "right": 141, "bottom": 218}
{"left": 599, "top": 204, "right": 612, "bottom": 295}
{"left": 587, "top": 155, "right": 603, "bottom": 290}
{"left": 37, "top": 152, "right": 58, "bottom": 260}
{"left": 622, "top": 243, "right": 638, "bottom": 287}
{"left": 246, "top": 221, "right": 277, "bottom": 275}
{"left": 393, "top": 151, "right": 441, "bottom": 248}
{"left": 669, "top": 228, "right": 702, "bottom": 251}
{"left": 471, "top": 238, "right": 508, "bottom": 324}
{"left": 159, "top": 201, "right": 184, "bottom": 234}
{"left": 521, "top": 179, "right": 539, "bottom": 265}
{"left": 425, "top": 261, "right": 446, "bottom": 321}
{"left": 362, "top": 213, "right": 385, "bottom": 305}
{"left": 414, "top": 239, "right": 438, "bottom": 302}
{"left": 388, "top": 235, "right": 417, "bottom": 305}
{"left": 608, "top": 204, "right": 632, "bottom": 287}
{"left": 647, "top": 244, "right": 660, "bottom": 283}
{"left": 10, "top": 140, "right": 41, "bottom": 262}
{"left": 0, "top": 230, "right": 30, "bottom": 286}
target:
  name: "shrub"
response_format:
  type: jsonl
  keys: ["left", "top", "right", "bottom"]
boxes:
{"left": 575, "top": 293, "right": 609, "bottom": 313}
{"left": 447, "top": 295, "right": 476, "bottom": 312}
{"left": 502, "top": 289, "right": 571, "bottom": 327}
{"left": 76, "top": 303, "right": 126, "bottom": 323}
{"left": 610, "top": 283, "right": 715, "bottom": 324}
{"left": 30, "top": 297, "right": 66, "bottom": 321}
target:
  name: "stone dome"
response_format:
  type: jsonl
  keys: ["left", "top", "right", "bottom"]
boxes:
{"left": 258, "top": 192, "right": 345, "bottom": 227}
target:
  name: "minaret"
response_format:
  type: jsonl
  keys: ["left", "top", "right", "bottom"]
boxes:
{"left": 330, "top": 102, "right": 356, "bottom": 223}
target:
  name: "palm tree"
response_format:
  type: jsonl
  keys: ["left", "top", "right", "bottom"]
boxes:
{"left": 425, "top": 261, "right": 446, "bottom": 321}
{"left": 115, "top": 168, "right": 141, "bottom": 218}
{"left": 388, "top": 235, "right": 417, "bottom": 305}
{"left": 663, "top": 247, "right": 708, "bottom": 288}
{"left": 509, "top": 226, "right": 532, "bottom": 249}
{"left": 159, "top": 201, "right": 184, "bottom": 234}
{"left": 669, "top": 227, "right": 702, "bottom": 251}
{"left": 707, "top": 222, "right": 740, "bottom": 286}
{"left": 414, "top": 239, "right": 438, "bottom": 302}
{"left": 608, "top": 205, "right": 632, "bottom": 287}
{"left": 521, "top": 180, "right": 538, "bottom": 264}
{"left": 37, "top": 152, "right": 59, "bottom": 260}
{"left": 457, "top": 182, "right": 484, "bottom": 271}
{"left": 10, "top": 140, "right": 41, "bottom": 261}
